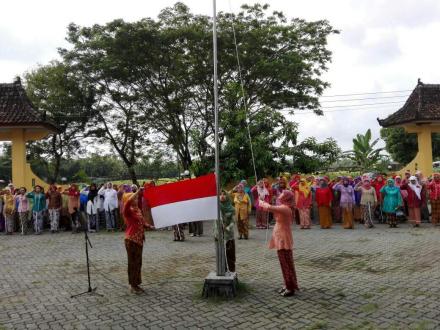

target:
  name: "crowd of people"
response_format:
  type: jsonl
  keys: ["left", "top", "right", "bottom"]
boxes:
{"left": 1, "top": 170, "right": 438, "bottom": 237}
{"left": 225, "top": 170, "right": 440, "bottom": 237}
{"left": 2, "top": 170, "right": 439, "bottom": 297}
{"left": 0, "top": 182, "right": 158, "bottom": 236}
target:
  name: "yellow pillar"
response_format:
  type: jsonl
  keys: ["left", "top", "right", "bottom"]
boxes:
{"left": 7, "top": 128, "right": 49, "bottom": 191}
{"left": 416, "top": 129, "right": 433, "bottom": 176}
{"left": 400, "top": 124, "right": 440, "bottom": 177}
{"left": 11, "top": 128, "right": 27, "bottom": 188}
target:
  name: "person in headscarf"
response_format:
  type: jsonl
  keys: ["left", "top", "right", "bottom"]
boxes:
{"left": 402, "top": 171, "right": 411, "bottom": 184}
{"left": 415, "top": 171, "right": 427, "bottom": 185}
{"left": 27, "top": 185, "right": 46, "bottom": 235}
{"left": 239, "top": 179, "right": 253, "bottom": 206}
{"left": 309, "top": 176, "right": 319, "bottom": 225}
{"left": 315, "top": 178, "right": 333, "bottom": 229}
{"left": 7, "top": 183, "right": 15, "bottom": 195}
{"left": 251, "top": 179, "right": 271, "bottom": 229}
{"left": 46, "top": 184, "right": 62, "bottom": 233}
{"left": 233, "top": 183, "right": 252, "bottom": 240}
{"left": 64, "top": 184, "right": 81, "bottom": 233}
{"left": 215, "top": 190, "right": 236, "bottom": 272}
{"left": 353, "top": 177, "right": 362, "bottom": 222}
{"left": 1, "top": 187, "right": 15, "bottom": 234}
{"left": 15, "top": 187, "right": 30, "bottom": 235}
{"left": 428, "top": 173, "right": 440, "bottom": 226}
{"left": 58, "top": 186, "right": 70, "bottom": 230}
{"left": 259, "top": 190, "right": 299, "bottom": 297}
{"left": 402, "top": 176, "right": 425, "bottom": 227}
{"left": 394, "top": 175, "right": 408, "bottom": 215}
{"left": 355, "top": 178, "right": 377, "bottom": 228}
{"left": 380, "top": 178, "right": 403, "bottom": 228}
{"left": 272, "top": 177, "right": 288, "bottom": 204}
{"left": 400, "top": 173, "right": 410, "bottom": 216}
{"left": 334, "top": 177, "right": 355, "bottom": 229}
{"left": 415, "top": 171, "right": 430, "bottom": 222}
{"left": 85, "top": 183, "right": 99, "bottom": 232}
{"left": 329, "top": 177, "right": 342, "bottom": 223}
{"left": 123, "top": 190, "right": 154, "bottom": 294}
{"left": 295, "top": 179, "right": 312, "bottom": 229}
{"left": 395, "top": 176, "right": 406, "bottom": 197}
{"left": 289, "top": 174, "right": 301, "bottom": 190}
{"left": 289, "top": 175, "right": 302, "bottom": 225}
{"left": 372, "top": 175, "right": 386, "bottom": 223}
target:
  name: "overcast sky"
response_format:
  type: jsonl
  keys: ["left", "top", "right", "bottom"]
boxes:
{"left": 1, "top": 0, "right": 440, "bottom": 150}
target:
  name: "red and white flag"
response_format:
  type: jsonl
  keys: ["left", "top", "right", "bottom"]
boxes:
{"left": 144, "top": 173, "right": 218, "bottom": 229}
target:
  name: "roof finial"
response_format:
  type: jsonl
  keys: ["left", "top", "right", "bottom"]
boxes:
{"left": 14, "top": 76, "right": 21, "bottom": 85}
{"left": 417, "top": 78, "right": 423, "bottom": 86}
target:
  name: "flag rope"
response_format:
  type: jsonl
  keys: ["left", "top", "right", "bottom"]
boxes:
{"left": 227, "top": 0, "right": 273, "bottom": 284}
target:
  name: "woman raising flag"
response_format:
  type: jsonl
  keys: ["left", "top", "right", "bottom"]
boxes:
{"left": 123, "top": 189, "right": 154, "bottom": 294}
{"left": 259, "top": 190, "right": 299, "bottom": 297}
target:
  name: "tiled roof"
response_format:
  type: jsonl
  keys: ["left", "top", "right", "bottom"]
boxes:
{"left": 378, "top": 81, "right": 440, "bottom": 127}
{"left": 0, "top": 78, "right": 58, "bottom": 132}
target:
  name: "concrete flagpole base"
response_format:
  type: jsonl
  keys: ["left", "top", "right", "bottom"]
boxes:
{"left": 202, "top": 272, "right": 238, "bottom": 298}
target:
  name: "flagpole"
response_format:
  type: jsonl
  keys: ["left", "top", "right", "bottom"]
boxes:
{"left": 213, "top": 0, "right": 226, "bottom": 277}
{"left": 202, "top": 0, "right": 236, "bottom": 297}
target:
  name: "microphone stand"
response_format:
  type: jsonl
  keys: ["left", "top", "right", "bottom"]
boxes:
{"left": 71, "top": 223, "right": 102, "bottom": 298}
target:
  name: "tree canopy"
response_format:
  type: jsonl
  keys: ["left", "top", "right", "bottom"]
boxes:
{"left": 24, "top": 61, "right": 94, "bottom": 183}
{"left": 21, "top": 2, "right": 339, "bottom": 183}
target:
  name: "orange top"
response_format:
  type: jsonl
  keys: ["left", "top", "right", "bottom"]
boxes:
{"left": 261, "top": 202, "right": 293, "bottom": 250}
{"left": 123, "top": 204, "right": 145, "bottom": 246}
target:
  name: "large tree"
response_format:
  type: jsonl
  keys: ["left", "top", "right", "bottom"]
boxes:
{"left": 289, "top": 137, "right": 341, "bottom": 173}
{"left": 24, "top": 61, "right": 94, "bottom": 183}
{"left": 61, "top": 2, "right": 337, "bottom": 178}
{"left": 61, "top": 22, "right": 151, "bottom": 184}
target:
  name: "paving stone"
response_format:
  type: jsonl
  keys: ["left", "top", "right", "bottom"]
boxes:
{"left": 1, "top": 221, "right": 440, "bottom": 329}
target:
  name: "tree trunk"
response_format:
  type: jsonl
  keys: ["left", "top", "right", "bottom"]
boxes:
{"left": 180, "top": 149, "right": 192, "bottom": 171}
{"left": 127, "top": 165, "right": 139, "bottom": 186}
{"left": 51, "top": 155, "right": 61, "bottom": 184}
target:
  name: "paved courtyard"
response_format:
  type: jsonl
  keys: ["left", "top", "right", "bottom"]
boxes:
{"left": 1, "top": 220, "right": 440, "bottom": 330}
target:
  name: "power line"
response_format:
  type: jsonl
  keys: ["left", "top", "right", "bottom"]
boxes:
{"left": 322, "top": 100, "right": 405, "bottom": 109}
{"left": 320, "top": 89, "right": 413, "bottom": 98}
{"left": 278, "top": 100, "right": 405, "bottom": 113}
{"left": 320, "top": 94, "right": 410, "bottom": 103}
{"left": 292, "top": 107, "right": 398, "bottom": 115}
{"left": 47, "top": 98, "right": 408, "bottom": 120}
{"left": 286, "top": 104, "right": 402, "bottom": 115}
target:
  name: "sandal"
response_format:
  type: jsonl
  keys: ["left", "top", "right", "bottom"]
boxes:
{"left": 277, "top": 287, "right": 286, "bottom": 294}
{"left": 280, "top": 290, "right": 295, "bottom": 297}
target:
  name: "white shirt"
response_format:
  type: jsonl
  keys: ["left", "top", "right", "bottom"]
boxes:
{"left": 98, "top": 187, "right": 119, "bottom": 211}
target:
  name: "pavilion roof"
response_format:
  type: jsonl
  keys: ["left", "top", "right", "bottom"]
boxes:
{"left": 0, "top": 77, "right": 58, "bottom": 132}
{"left": 377, "top": 80, "right": 440, "bottom": 128}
